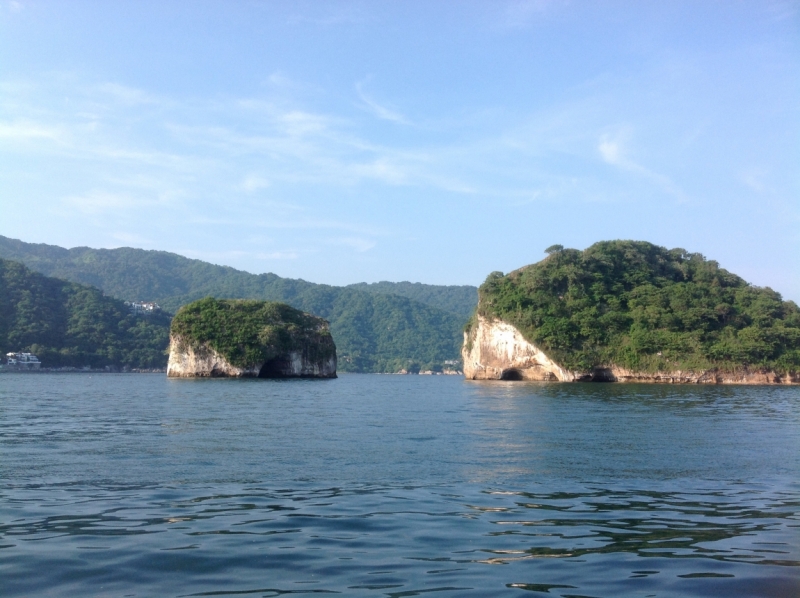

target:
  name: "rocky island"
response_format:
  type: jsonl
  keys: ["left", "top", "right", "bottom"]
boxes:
{"left": 464, "top": 241, "right": 799, "bottom": 384}
{"left": 167, "top": 298, "right": 336, "bottom": 378}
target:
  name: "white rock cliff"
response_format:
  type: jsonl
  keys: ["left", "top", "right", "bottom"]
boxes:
{"left": 462, "top": 315, "right": 799, "bottom": 385}
{"left": 462, "top": 315, "right": 576, "bottom": 381}
{"left": 167, "top": 335, "right": 337, "bottom": 378}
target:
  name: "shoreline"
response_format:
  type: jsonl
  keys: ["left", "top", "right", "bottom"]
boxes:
{"left": 0, "top": 368, "right": 166, "bottom": 374}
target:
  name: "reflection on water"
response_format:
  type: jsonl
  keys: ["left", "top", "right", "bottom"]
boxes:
{"left": 466, "top": 381, "right": 800, "bottom": 483}
{"left": 0, "top": 374, "right": 799, "bottom": 597}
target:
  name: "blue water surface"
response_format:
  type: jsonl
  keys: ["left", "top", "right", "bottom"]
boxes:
{"left": 1, "top": 373, "right": 798, "bottom": 597}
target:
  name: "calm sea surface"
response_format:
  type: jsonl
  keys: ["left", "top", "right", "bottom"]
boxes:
{"left": 1, "top": 374, "right": 798, "bottom": 597}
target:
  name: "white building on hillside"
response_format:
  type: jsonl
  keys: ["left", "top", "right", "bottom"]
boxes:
{"left": 125, "top": 301, "right": 161, "bottom": 315}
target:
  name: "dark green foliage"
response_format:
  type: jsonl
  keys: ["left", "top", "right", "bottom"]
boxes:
{"left": 0, "top": 236, "right": 465, "bottom": 372}
{"left": 345, "top": 281, "right": 477, "bottom": 318}
{"left": 325, "top": 290, "right": 463, "bottom": 373}
{"left": 475, "top": 240, "right": 800, "bottom": 374}
{"left": 0, "top": 259, "right": 170, "bottom": 368}
{"left": 171, "top": 298, "right": 335, "bottom": 369}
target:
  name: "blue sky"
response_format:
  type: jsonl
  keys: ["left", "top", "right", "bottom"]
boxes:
{"left": 1, "top": 1, "right": 798, "bottom": 299}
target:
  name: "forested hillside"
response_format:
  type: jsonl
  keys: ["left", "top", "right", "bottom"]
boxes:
{"left": 0, "top": 236, "right": 475, "bottom": 315}
{"left": 0, "top": 237, "right": 466, "bottom": 372}
{"left": 346, "top": 281, "right": 477, "bottom": 318}
{"left": 0, "top": 259, "right": 170, "bottom": 368}
{"left": 474, "top": 240, "right": 800, "bottom": 374}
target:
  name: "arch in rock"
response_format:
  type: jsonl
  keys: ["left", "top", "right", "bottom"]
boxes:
{"left": 500, "top": 368, "right": 524, "bottom": 381}
{"left": 258, "top": 357, "right": 291, "bottom": 378}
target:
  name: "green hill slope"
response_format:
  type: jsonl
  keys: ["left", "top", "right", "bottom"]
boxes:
{"left": 474, "top": 240, "right": 800, "bottom": 374}
{"left": 0, "top": 237, "right": 464, "bottom": 372}
{"left": 346, "top": 281, "right": 477, "bottom": 318}
{"left": 0, "top": 236, "right": 475, "bottom": 315}
{"left": 0, "top": 258, "right": 170, "bottom": 369}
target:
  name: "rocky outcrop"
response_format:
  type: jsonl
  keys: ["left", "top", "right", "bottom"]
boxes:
{"left": 167, "top": 336, "right": 337, "bottom": 378}
{"left": 166, "top": 298, "right": 337, "bottom": 379}
{"left": 168, "top": 337, "right": 259, "bottom": 377}
{"left": 463, "top": 316, "right": 576, "bottom": 381}
{"left": 463, "top": 315, "right": 799, "bottom": 385}
{"left": 588, "top": 365, "right": 798, "bottom": 385}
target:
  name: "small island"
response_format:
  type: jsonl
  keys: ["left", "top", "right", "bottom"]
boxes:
{"left": 464, "top": 241, "right": 800, "bottom": 384}
{"left": 167, "top": 298, "right": 337, "bottom": 378}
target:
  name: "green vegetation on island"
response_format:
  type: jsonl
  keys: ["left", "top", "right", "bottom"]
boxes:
{"left": 0, "top": 237, "right": 470, "bottom": 372}
{"left": 0, "top": 258, "right": 170, "bottom": 369}
{"left": 473, "top": 240, "right": 800, "bottom": 374}
{"left": 171, "top": 298, "right": 336, "bottom": 370}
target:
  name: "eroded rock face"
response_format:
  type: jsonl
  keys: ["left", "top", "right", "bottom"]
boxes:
{"left": 599, "top": 366, "right": 798, "bottom": 385}
{"left": 167, "top": 335, "right": 337, "bottom": 378}
{"left": 462, "top": 315, "right": 576, "bottom": 381}
{"left": 462, "top": 315, "right": 799, "bottom": 385}
{"left": 167, "top": 336, "right": 256, "bottom": 377}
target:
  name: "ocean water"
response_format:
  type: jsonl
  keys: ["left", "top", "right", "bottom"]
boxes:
{"left": 1, "top": 373, "right": 798, "bottom": 597}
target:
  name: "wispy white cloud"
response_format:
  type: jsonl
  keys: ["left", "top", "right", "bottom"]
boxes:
{"left": 183, "top": 214, "right": 386, "bottom": 237}
{"left": 95, "top": 82, "right": 163, "bottom": 106}
{"left": 0, "top": 119, "right": 64, "bottom": 142}
{"left": 350, "top": 158, "right": 408, "bottom": 184}
{"left": 598, "top": 136, "right": 624, "bottom": 165}
{"left": 740, "top": 168, "right": 771, "bottom": 194}
{"left": 0, "top": 74, "right": 488, "bottom": 204}
{"left": 598, "top": 130, "right": 688, "bottom": 202}
{"left": 264, "top": 71, "right": 294, "bottom": 89}
{"left": 356, "top": 82, "right": 409, "bottom": 124}
{"left": 329, "top": 237, "right": 376, "bottom": 252}
{"left": 509, "top": 190, "right": 543, "bottom": 207}
{"left": 63, "top": 190, "right": 146, "bottom": 214}
{"left": 63, "top": 184, "right": 183, "bottom": 214}
{"left": 256, "top": 250, "right": 300, "bottom": 260}
{"left": 279, "top": 110, "right": 330, "bottom": 136}
{"left": 240, "top": 174, "right": 271, "bottom": 192}
{"left": 1, "top": 70, "right": 695, "bottom": 230}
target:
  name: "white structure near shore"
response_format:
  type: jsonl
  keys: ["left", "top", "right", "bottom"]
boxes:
{"left": 5, "top": 352, "right": 41, "bottom": 369}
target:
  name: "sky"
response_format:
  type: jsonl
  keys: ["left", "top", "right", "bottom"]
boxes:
{"left": 1, "top": 0, "right": 798, "bottom": 299}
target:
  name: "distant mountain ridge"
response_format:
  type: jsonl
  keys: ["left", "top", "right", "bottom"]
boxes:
{"left": 0, "top": 236, "right": 475, "bottom": 372}
{"left": 0, "top": 236, "right": 477, "bottom": 315}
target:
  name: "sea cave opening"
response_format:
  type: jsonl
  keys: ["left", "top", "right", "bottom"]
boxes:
{"left": 500, "top": 369, "right": 524, "bottom": 381}
{"left": 258, "top": 357, "right": 289, "bottom": 378}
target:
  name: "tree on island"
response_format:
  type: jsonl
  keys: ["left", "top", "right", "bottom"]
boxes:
{"left": 545, "top": 244, "right": 565, "bottom": 266}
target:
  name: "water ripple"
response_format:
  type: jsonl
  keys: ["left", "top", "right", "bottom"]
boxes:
{"left": 1, "top": 374, "right": 799, "bottom": 596}
{"left": 2, "top": 483, "right": 799, "bottom": 597}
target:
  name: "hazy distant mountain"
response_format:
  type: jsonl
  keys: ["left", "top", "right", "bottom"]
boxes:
{"left": 0, "top": 236, "right": 470, "bottom": 372}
